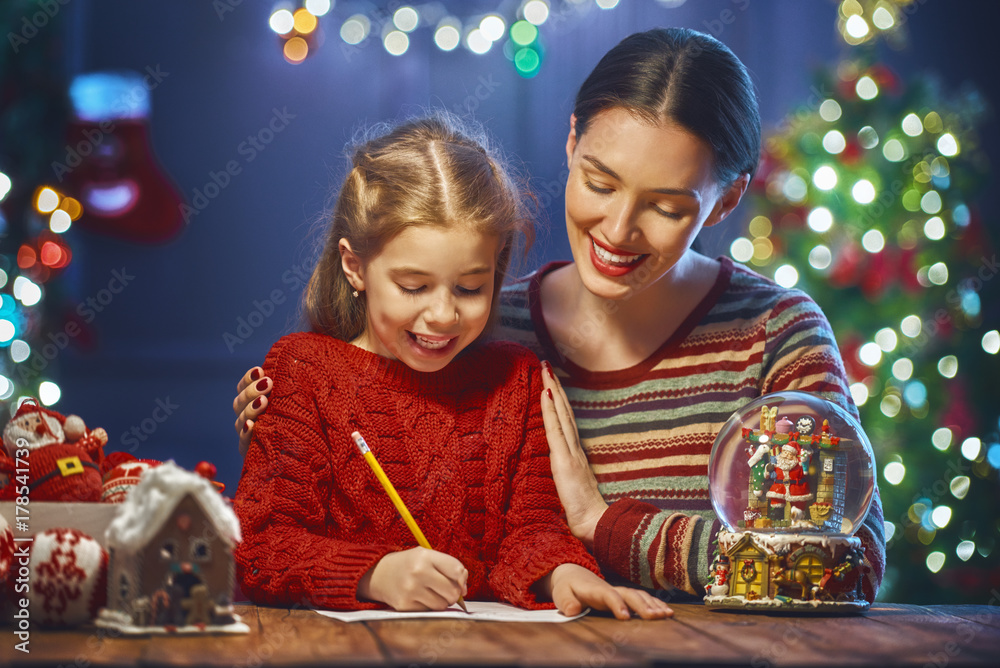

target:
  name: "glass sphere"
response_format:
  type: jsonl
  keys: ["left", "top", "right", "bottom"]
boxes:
{"left": 708, "top": 391, "right": 875, "bottom": 536}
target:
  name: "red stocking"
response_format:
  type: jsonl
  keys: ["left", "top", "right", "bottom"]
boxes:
{"left": 61, "top": 71, "right": 185, "bottom": 244}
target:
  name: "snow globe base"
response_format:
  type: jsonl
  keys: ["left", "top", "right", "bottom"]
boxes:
{"left": 704, "top": 529, "right": 869, "bottom": 614}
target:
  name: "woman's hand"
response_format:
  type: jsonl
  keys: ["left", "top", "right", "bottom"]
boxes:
{"left": 234, "top": 366, "right": 273, "bottom": 457}
{"left": 541, "top": 563, "right": 673, "bottom": 620}
{"left": 358, "top": 547, "right": 468, "bottom": 611}
{"left": 540, "top": 361, "right": 608, "bottom": 548}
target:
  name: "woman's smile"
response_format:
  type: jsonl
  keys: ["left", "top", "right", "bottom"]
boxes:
{"left": 589, "top": 234, "right": 649, "bottom": 276}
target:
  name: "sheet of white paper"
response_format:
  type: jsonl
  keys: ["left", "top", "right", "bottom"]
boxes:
{"left": 315, "top": 601, "right": 588, "bottom": 623}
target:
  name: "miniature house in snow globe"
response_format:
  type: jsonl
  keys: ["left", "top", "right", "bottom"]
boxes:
{"left": 704, "top": 391, "right": 875, "bottom": 613}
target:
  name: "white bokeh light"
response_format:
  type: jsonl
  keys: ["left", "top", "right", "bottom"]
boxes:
{"left": 524, "top": 0, "right": 550, "bottom": 25}
{"left": 808, "top": 245, "right": 832, "bottom": 270}
{"left": 852, "top": 179, "right": 876, "bottom": 204}
{"left": 982, "top": 330, "right": 1000, "bottom": 354}
{"left": 807, "top": 207, "right": 833, "bottom": 233}
{"left": 812, "top": 165, "right": 838, "bottom": 190}
{"left": 862, "top": 229, "right": 885, "bottom": 253}
{"left": 730, "top": 237, "right": 753, "bottom": 263}
{"left": 774, "top": 264, "right": 799, "bottom": 288}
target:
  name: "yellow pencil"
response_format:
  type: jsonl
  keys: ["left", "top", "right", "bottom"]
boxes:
{"left": 351, "top": 431, "right": 469, "bottom": 613}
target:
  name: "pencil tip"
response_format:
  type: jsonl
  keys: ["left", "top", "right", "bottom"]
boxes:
{"left": 457, "top": 597, "right": 470, "bottom": 613}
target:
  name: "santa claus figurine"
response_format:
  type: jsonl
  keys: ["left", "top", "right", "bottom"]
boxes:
{"left": 766, "top": 442, "right": 813, "bottom": 521}
{"left": 0, "top": 400, "right": 108, "bottom": 501}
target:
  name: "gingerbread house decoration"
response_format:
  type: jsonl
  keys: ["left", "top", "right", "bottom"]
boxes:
{"left": 96, "top": 461, "right": 248, "bottom": 634}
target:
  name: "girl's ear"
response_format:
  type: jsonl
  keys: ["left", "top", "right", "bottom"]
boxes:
{"left": 565, "top": 114, "right": 579, "bottom": 167}
{"left": 704, "top": 173, "right": 750, "bottom": 228}
{"left": 339, "top": 238, "right": 365, "bottom": 292}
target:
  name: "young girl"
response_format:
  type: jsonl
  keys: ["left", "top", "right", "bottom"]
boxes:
{"left": 234, "top": 115, "right": 671, "bottom": 619}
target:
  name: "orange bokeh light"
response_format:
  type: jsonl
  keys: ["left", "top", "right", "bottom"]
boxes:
{"left": 284, "top": 36, "right": 309, "bottom": 63}
{"left": 60, "top": 196, "right": 83, "bottom": 220}
{"left": 293, "top": 8, "right": 318, "bottom": 35}
{"left": 17, "top": 244, "right": 36, "bottom": 268}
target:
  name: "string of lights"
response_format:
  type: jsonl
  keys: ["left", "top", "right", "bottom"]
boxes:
{"left": 266, "top": 0, "right": 658, "bottom": 76}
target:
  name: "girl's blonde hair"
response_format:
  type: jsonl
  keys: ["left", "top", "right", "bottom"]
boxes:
{"left": 304, "top": 113, "right": 534, "bottom": 342}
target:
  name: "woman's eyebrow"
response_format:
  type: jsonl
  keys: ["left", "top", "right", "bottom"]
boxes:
{"left": 582, "top": 154, "right": 699, "bottom": 200}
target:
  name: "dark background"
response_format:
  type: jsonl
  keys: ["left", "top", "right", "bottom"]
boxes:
{"left": 39, "top": 0, "right": 998, "bottom": 496}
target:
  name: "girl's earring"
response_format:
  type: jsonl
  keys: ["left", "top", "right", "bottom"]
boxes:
{"left": 352, "top": 290, "right": 359, "bottom": 298}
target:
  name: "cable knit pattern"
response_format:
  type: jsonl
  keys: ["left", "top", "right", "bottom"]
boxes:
{"left": 234, "top": 333, "right": 600, "bottom": 610}
{"left": 498, "top": 256, "right": 886, "bottom": 602}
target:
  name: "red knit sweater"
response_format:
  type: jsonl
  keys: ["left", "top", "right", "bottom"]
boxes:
{"left": 234, "top": 332, "right": 600, "bottom": 610}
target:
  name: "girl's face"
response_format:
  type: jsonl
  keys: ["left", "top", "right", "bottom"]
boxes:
{"left": 340, "top": 225, "right": 499, "bottom": 373}
{"left": 564, "top": 107, "right": 748, "bottom": 300}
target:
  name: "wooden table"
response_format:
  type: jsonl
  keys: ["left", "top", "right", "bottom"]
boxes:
{"left": 4, "top": 602, "right": 999, "bottom": 667}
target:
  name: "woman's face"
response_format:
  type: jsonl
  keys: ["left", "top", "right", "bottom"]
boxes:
{"left": 564, "top": 107, "right": 747, "bottom": 300}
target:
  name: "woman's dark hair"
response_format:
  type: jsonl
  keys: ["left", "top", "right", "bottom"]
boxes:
{"left": 573, "top": 27, "right": 761, "bottom": 187}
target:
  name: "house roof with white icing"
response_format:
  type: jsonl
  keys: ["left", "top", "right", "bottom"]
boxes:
{"left": 105, "top": 461, "right": 241, "bottom": 548}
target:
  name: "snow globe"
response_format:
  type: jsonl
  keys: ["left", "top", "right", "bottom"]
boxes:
{"left": 703, "top": 391, "right": 875, "bottom": 613}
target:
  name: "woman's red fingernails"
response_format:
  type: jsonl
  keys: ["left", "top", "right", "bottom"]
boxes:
{"left": 255, "top": 379, "right": 268, "bottom": 391}
{"left": 546, "top": 388, "right": 553, "bottom": 400}
{"left": 242, "top": 420, "right": 249, "bottom": 433}
{"left": 250, "top": 368, "right": 261, "bottom": 381}
{"left": 252, "top": 398, "right": 262, "bottom": 409}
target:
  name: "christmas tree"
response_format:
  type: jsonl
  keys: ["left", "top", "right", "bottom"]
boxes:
{"left": 742, "top": 0, "right": 999, "bottom": 602}
{"left": 1, "top": 1, "right": 77, "bottom": 418}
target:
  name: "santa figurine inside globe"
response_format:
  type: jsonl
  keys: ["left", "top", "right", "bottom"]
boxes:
{"left": 704, "top": 391, "right": 875, "bottom": 613}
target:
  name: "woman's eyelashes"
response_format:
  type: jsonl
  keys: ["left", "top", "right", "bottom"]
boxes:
{"left": 583, "top": 179, "right": 613, "bottom": 194}
{"left": 584, "top": 176, "right": 685, "bottom": 220}
{"left": 651, "top": 203, "right": 683, "bottom": 220}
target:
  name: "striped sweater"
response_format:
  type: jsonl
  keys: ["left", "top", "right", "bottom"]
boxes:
{"left": 496, "top": 256, "right": 885, "bottom": 602}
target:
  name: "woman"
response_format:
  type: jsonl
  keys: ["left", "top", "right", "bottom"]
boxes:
{"left": 234, "top": 28, "right": 886, "bottom": 602}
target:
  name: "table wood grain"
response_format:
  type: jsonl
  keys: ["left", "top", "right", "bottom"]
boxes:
{"left": 3, "top": 602, "right": 998, "bottom": 667}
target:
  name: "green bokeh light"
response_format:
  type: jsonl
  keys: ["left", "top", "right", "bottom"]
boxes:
{"left": 514, "top": 46, "right": 540, "bottom": 77}
{"left": 510, "top": 20, "right": 538, "bottom": 46}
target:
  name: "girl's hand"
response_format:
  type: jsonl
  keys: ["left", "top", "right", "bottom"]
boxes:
{"left": 234, "top": 366, "right": 272, "bottom": 457}
{"left": 358, "top": 547, "right": 468, "bottom": 611}
{"left": 540, "top": 361, "right": 608, "bottom": 548}
{"left": 543, "top": 563, "right": 673, "bottom": 620}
